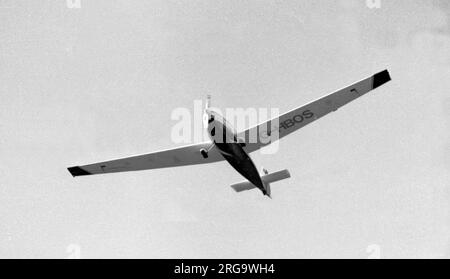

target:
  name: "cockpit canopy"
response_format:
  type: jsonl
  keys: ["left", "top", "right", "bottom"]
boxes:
{"left": 206, "top": 109, "right": 238, "bottom": 143}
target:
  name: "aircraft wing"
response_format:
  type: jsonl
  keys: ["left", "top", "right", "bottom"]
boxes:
{"left": 239, "top": 69, "right": 392, "bottom": 153}
{"left": 68, "top": 142, "right": 224, "bottom": 177}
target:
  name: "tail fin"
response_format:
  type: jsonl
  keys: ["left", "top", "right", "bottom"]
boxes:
{"left": 263, "top": 182, "right": 272, "bottom": 198}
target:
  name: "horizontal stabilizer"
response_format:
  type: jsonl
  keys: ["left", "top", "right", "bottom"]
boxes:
{"left": 230, "top": 169, "right": 290, "bottom": 193}
{"left": 261, "top": 169, "right": 290, "bottom": 184}
{"left": 230, "top": 181, "right": 257, "bottom": 193}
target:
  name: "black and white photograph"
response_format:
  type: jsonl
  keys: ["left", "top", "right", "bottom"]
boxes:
{"left": 1, "top": 0, "right": 449, "bottom": 262}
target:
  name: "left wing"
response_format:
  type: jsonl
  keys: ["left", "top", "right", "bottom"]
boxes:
{"left": 68, "top": 142, "right": 223, "bottom": 177}
{"left": 239, "top": 69, "right": 392, "bottom": 153}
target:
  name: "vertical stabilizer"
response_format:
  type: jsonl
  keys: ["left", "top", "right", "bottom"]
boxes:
{"left": 264, "top": 182, "right": 272, "bottom": 198}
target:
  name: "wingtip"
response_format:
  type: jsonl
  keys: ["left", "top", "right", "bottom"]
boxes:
{"left": 372, "top": 69, "right": 391, "bottom": 89}
{"left": 67, "top": 166, "right": 91, "bottom": 177}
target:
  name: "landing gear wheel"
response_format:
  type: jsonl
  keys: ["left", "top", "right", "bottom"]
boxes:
{"left": 200, "top": 148, "right": 208, "bottom": 159}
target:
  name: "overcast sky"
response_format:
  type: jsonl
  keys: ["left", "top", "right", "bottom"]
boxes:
{"left": 0, "top": 0, "right": 449, "bottom": 258}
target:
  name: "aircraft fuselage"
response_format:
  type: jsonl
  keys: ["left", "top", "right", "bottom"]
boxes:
{"left": 215, "top": 142, "right": 265, "bottom": 194}
{"left": 206, "top": 109, "right": 267, "bottom": 196}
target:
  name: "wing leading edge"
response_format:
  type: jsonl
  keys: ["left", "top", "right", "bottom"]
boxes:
{"left": 239, "top": 69, "right": 392, "bottom": 153}
{"left": 68, "top": 142, "right": 223, "bottom": 177}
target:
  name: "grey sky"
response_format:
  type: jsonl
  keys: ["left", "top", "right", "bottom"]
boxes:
{"left": 0, "top": 0, "right": 449, "bottom": 258}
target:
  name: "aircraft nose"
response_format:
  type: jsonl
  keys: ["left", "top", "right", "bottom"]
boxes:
{"left": 203, "top": 109, "right": 214, "bottom": 128}
{"left": 206, "top": 111, "right": 215, "bottom": 123}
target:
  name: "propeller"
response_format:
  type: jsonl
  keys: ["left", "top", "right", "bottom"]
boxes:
{"left": 203, "top": 94, "right": 212, "bottom": 128}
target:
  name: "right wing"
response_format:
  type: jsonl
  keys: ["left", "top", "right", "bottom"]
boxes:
{"left": 68, "top": 142, "right": 224, "bottom": 177}
{"left": 239, "top": 69, "right": 392, "bottom": 153}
